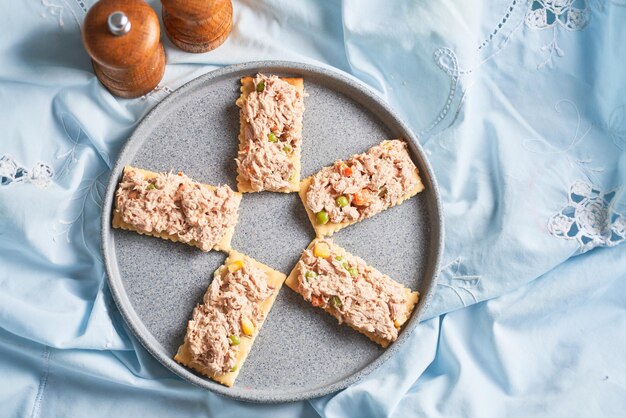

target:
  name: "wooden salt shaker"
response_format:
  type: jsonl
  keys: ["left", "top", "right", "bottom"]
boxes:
{"left": 82, "top": 0, "right": 165, "bottom": 98}
{"left": 161, "top": 0, "right": 233, "bottom": 53}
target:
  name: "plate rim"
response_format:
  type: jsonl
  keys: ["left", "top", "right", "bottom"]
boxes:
{"left": 101, "top": 60, "right": 444, "bottom": 403}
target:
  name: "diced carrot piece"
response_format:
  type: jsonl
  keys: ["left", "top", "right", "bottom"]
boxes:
{"left": 311, "top": 296, "right": 324, "bottom": 307}
{"left": 339, "top": 163, "right": 353, "bottom": 177}
{"left": 351, "top": 191, "right": 368, "bottom": 206}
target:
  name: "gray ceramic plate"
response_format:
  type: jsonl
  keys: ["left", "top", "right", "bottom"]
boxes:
{"left": 102, "top": 61, "right": 443, "bottom": 403}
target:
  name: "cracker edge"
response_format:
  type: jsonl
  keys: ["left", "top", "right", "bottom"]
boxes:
{"left": 174, "top": 250, "right": 287, "bottom": 387}
{"left": 298, "top": 139, "right": 425, "bottom": 238}
{"left": 235, "top": 76, "right": 304, "bottom": 194}
{"left": 285, "top": 239, "right": 419, "bottom": 348}
{"left": 111, "top": 166, "right": 242, "bottom": 252}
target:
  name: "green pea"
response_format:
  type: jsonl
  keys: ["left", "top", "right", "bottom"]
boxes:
{"left": 147, "top": 183, "right": 156, "bottom": 190}
{"left": 268, "top": 132, "right": 278, "bottom": 143}
{"left": 305, "top": 271, "right": 317, "bottom": 280}
{"left": 342, "top": 262, "right": 349, "bottom": 269}
{"left": 283, "top": 144, "right": 293, "bottom": 153}
{"left": 230, "top": 365, "right": 238, "bottom": 372}
{"left": 316, "top": 210, "right": 329, "bottom": 225}
{"left": 336, "top": 195, "right": 349, "bottom": 207}
{"left": 256, "top": 80, "right": 265, "bottom": 92}
{"left": 348, "top": 267, "right": 358, "bottom": 277}
{"left": 229, "top": 335, "right": 241, "bottom": 346}
{"left": 335, "top": 256, "right": 343, "bottom": 261}
{"left": 331, "top": 295, "right": 342, "bottom": 308}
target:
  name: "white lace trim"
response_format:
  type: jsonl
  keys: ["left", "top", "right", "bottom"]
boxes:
{"left": 0, "top": 155, "right": 54, "bottom": 188}
{"left": 525, "top": 0, "right": 590, "bottom": 68}
{"left": 548, "top": 180, "right": 625, "bottom": 251}
{"left": 478, "top": 0, "right": 520, "bottom": 51}
{"left": 525, "top": 0, "right": 590, "bottom": 31}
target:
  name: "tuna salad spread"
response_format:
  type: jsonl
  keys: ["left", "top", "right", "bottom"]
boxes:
{"left": 184, "top": 258, "right": 273, "bottom": 375}
{"left": 115, "top": 168, "right": 240, "bottom": 251}
{"left": 305, "top": 140, "right": 420, "bottom": 225}
{"left": 236, "top": 74, "right": 305, "bottom": 191}
{"left": 294, "top": 239, "right": 414, "bottom": 343}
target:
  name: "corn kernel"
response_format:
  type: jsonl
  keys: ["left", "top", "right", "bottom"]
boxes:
{"left": 313, "top": 242, "right": 331, "bottom": 258}
{"left": 394, "top": 319, "right": 402, "bottom": 329}
{"left": 227, "top": 260, "right": 244, "bottom": 273}
{"left": 241, "top": 317, "right": 255, "bottom": 336}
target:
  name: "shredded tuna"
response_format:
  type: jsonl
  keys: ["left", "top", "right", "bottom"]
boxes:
{"left": 115, "top": 168, "right": 240, "bottom": 251}
{"left": 305, "top": 140, "right": 419, "bottom": 223}
{"left": 296, "top": 239, "right": 410, "bottom": 343}
{"left": 236, "top": 74, "right": 305, "bottom": 191}
{"left": 185, "top": 258, "right": 273, "bottom": 375}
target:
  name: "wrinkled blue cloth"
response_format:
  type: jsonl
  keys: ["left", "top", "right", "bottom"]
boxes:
{"left": 1, "top": 0, "right": 625, "bottom": 416}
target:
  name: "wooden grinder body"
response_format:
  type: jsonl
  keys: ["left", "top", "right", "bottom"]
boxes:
{"left": 82, "top": 0, "right": 165, "bottom": 98}
{"left": 161, "top": 0, "right": 233, "bottom": 53}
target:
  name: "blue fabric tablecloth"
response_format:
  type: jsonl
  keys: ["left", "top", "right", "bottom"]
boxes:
{"left": 1, "top": 1, "right": 625, "bottom": 416}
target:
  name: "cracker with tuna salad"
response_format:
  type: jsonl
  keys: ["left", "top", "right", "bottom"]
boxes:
{"left": 112, "top": 166, "right": 242, "bottom": 252}
{"left": 285, "top": 239, "right": 419, "bottom": 348}
{"left": 175, "top": 251, "right": 287, "bottom": 387}
{"left": 299, "top": 139, "right": 424, "bottom": 237}
{"left": 235, "top": 74, "right": 305, "bottom": 193}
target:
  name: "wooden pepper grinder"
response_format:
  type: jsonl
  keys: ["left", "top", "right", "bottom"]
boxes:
{"left": 161, "top": 0, "right": 233, "bottom": 53}
{"left": 82, "top": 0, "right": 166, "bottom": 98}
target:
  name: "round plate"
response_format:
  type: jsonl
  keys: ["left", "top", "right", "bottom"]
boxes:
{"left": 102, "top": 61, "right": 443, "bottom": 403}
